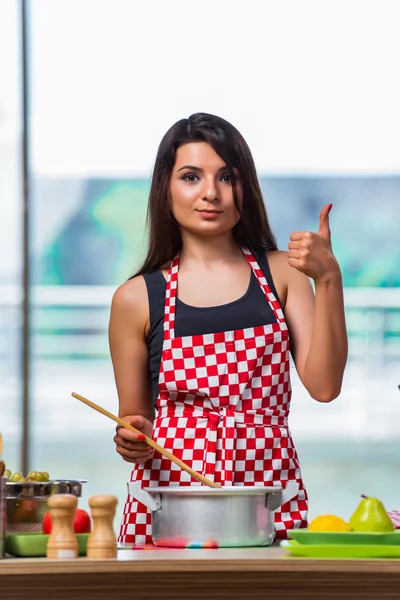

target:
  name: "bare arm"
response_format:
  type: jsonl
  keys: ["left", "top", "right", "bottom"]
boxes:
{"left": 108, "top": 276, "right": 155, "bottom": 462}
{"left": 271, "top": 204, "right": 348, "bottom": 403}
{"left": 284, "top": 259, "right": 347, "bottom": 402}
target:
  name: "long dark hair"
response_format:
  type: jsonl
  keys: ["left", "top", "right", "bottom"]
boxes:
{"left": 134, "top": 112, "right": 277, "bottom": 276}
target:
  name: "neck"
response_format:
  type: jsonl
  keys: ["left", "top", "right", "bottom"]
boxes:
{"left": 179, "top": 231, "right": 243, "bottom": 267}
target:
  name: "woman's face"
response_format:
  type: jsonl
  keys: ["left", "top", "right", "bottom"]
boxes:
{"left": 169, "top": 142, "right": 242, "bottom": 237}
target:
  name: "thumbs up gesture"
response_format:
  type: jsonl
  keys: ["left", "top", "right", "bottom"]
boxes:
{"left": 288, "top": 204, "right": 340, "bottom": 282}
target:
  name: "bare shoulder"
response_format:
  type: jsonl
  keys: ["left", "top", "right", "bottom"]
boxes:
{"left": 110, "top": 275, "right": 150, "bottom": 336}
{"left": 112, "top": 275, "right": 148, "bottom": 308}
{"left": 266, "top": 250, "right": 313, "bottom": 307}
{"left": 266, "top": 249, "right": 289, "bottom": 270}
{"left": 267, "top": 249, "right": 312, "bottom": 284}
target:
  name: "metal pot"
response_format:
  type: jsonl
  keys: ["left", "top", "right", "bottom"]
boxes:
{"left": 128, "top": 481, "right": 299, "bottom": 547}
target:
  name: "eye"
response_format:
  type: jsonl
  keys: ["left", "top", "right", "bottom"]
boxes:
{"left": 220, "top": 173, "right": 231, "bottom": 183}
{"left": 181, "top": 173, "right": 200, "bottom": 183}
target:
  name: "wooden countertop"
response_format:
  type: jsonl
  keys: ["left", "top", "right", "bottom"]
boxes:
{"left": 1, "top": 547, "right": 400, "bottom": 599}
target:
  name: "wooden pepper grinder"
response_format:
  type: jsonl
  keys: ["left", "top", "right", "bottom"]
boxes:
{"left": 87, "top": 495, "right": 118, "bottom": 559}
{"left": 46, "top": 494, "right": 78, "bottom": 559}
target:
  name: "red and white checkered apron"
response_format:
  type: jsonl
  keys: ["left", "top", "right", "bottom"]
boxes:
{"left": 119, "top": 247, "right": 308, "bottom": 545}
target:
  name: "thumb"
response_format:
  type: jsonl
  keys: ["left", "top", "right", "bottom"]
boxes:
{"left": 318, "top": 203, "right": 332, "bottom": 239}
{"left": 124, "top": 415, "right": 147, "bottom": 431}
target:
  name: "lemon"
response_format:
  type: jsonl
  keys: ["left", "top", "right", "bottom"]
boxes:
{"left": 308, "top": 514, "right": 351, "bottom": 532}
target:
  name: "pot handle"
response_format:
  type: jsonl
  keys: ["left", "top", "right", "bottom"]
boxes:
{"left": 128, "top": 482, "right": 161, "bottom": 512}
{"left": 266, "top": 481, "right": 299, "bottom": 511}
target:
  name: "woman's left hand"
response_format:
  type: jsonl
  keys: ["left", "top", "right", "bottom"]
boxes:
{"left": 287, "top": 204, "right": 340, "bottom": 282}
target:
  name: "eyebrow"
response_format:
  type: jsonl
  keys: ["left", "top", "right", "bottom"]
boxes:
{"left": 176, "top": 164, "right": 229, "bottom": 173}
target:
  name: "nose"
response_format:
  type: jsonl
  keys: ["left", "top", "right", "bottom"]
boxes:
{"left": 202, "top": 176, "right": 218, "bottom": 201}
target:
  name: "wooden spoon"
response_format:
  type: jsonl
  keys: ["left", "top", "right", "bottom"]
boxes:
{"left": 71, "top": 392, "right": 220, "bottom": 489}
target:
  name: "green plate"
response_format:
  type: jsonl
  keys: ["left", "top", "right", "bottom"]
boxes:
{"left": 5, "top": 533, "right": 89, "bottom": 557}
{"left": 281, "top": 539, "right": 400, "bottom": 559}
{"left": 287, "top": 529, "right": 400, "bottom": 546}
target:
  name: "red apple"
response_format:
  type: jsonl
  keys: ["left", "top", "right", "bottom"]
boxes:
{"left": 43, "top": 508, "right": 91, "bottom": 534}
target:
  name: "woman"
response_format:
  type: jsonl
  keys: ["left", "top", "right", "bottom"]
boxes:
{"left": 109, "top": 112, "right": 348, "bottom": 545}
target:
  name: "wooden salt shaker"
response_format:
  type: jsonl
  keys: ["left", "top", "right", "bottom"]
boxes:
{"left": 87, "top": 495, "right": 118, "bottom": 559}
{"left": 46, "top": 494, "right": 78, "bottom": 559}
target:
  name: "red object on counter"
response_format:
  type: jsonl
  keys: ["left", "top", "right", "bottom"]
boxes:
{"left": 43, "top": 508, "right": 91, "bottom": 534}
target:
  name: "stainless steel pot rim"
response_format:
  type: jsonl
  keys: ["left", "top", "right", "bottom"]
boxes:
{"left": 143, "top": 485, "right": 282, "bottom": 495}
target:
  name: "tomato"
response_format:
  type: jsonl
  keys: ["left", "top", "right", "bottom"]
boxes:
{"left": 42, "top": 508, "right": 91, "bottom": 534}
{"left": 20, "top": 500, "right": 40, "bottom": 522}
{"left": 42, "top": 511, "right": 52, "bottom": 534}
{"left": 73, "top": 508, "right": 91, "bottom": 533}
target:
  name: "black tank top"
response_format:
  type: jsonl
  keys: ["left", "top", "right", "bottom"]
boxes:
{"left": 143, "top": 251, "right": 282, "bottom": 403}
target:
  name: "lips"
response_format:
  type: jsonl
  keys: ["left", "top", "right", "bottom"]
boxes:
{"left": 198, "top": 210, "right": 222, "bottom": 214}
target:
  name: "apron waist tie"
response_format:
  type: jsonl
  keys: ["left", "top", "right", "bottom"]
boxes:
{"left": 156, "top": 406, "right": 288, "bottom": 486}
{"left": 157, "top": 405, "right": 288, "bottom": 428}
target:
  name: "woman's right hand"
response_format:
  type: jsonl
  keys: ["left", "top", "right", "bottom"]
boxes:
{"left": 114, "top": 415, "right": 154, "bottom": 464}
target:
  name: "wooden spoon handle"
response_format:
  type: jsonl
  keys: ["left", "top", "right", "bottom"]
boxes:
{"left": 71, "top": 392, "right": 220, "bottom": 489}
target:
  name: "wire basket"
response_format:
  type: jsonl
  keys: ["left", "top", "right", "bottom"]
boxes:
{"left": 5, "top": 480, "right": 86, "bottom": 534}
